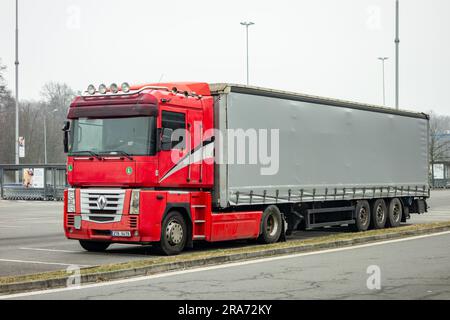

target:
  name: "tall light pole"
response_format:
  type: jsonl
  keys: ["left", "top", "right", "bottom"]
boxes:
{"left": 240, "top": 21, "right": 255, "bottom": 85}
{"left": 44, "top": 109, "right": 58, "bottom": 164}
{"left": 378, "top": 57, "right": 389, "bottom": 105}
{"left": 15, "top": 0, "right": 19, "bottom": 166}
{"left": 395, "top": 0, "right": 400, "bottom": 110}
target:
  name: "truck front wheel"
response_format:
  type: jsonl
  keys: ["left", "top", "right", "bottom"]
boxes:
{"left": 258, "top": 205, "right": 282, "bottom": 244}
{"left": 387, "top": 198, "right": 403, "bottom": 228}
{"left": 79, "top": 240, "right": 110, "bottom": 252}
{"left": 351, "top": 200, "right": 371, "bottom": 232}
{"left": 158, "top": 211, "right": 187, "bottom": 256}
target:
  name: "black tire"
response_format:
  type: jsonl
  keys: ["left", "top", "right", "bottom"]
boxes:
{"left": 157, "top": 211, "right": 188, "bottom": 256}
{"left": 370, "top": 199, "right": 387, "bottom": 229}
{"left": 79, "top": 240, "right": 110, "bottom": 252}
{"left": 351, "top": 200, "right": 371, "bottom": 232}
{"left": 387, "top": 198, "right": 403, "bottom": 228}
{"left": 258, "top": 205, "right": 282, "bottom": 244}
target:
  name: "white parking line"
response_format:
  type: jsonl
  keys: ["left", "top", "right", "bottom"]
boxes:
{"left": 0, "top": 225, "right": 22, "bottom": 228}
{"left": 0, "top": 258, "right": 90, "bottom": 267}
{"left": 427, "top": 210, "right": 450, "bottom": 213}
{"left": 20, "top": 248, "right": 78, "bottom": 253}
{"left": 1, "top": 230, "right": 450, "bottom": 300}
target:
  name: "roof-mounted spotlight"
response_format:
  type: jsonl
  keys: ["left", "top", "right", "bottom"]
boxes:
{"left": 87, "top": 84, "right": 96, "bottom": 95}
{"left": 99, "top": 84, "right": 107, "bottom": 94}
{"left": 121, "top": 82, "right": 130, "bottom": 93}
{"left": 110, "top": 83, "right": 119, "bottom": 94}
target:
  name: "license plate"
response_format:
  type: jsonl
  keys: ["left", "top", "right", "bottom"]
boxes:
{"left": 111, "top": 231, "right": 131, "bottom": 237}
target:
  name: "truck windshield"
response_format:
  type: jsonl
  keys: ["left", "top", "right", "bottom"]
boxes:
{"left": 69, "top": 117, "right": 156, "bottom": 156}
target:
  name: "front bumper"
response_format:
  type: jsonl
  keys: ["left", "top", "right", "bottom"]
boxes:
{"left": 65, "top": 214, "right": 146, "bottom": 242}
{"left": 63, "top": 188, "right": 168, "bottom": 243}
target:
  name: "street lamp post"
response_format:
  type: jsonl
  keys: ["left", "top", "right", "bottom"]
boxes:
{"left": 395, "top": 0, "right": 400, "bottom": 110}
{"left": 15, "top": 0, "right": 19, "bottom": 167}
{"left": 378, "top": 57, "right": 389, "bottom": 106}
{"left": 44, "top": 109, "right": 58, "bottom": 164}
{"left": 240, "top": 22, "right": 255, "bottom": 85}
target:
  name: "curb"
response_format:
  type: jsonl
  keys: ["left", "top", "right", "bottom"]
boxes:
{"left": 1, "top": 225, "right": 450, "bottom": 296}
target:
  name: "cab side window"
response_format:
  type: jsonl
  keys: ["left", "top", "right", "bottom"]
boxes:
{"left": 162, "top": 111, "right": 186, "bottom": 149}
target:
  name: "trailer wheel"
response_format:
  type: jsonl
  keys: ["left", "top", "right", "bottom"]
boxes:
{"left": 79, "top": 240, "right": 110, "bottom": 252}
{"left": 158, "top": 211, "right": 187, "bottom": 256}
{"left": 258, "top": 205, "right": 282, "bottom": 244}
{"left": 371, "top": 199, "right": 387, "bottom": 229}
{"left": 387, "top": 198, "right": 403, "bottom": 228}
{"left": 351, "top": 200, "right": 371, "bottom": 232}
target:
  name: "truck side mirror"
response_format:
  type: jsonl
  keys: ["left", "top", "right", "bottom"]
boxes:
{"left": 161, "top": 128, "right": 174, "bottom": 151}
{"left": 62, "top": 121, "right": 70, "bottom": 153}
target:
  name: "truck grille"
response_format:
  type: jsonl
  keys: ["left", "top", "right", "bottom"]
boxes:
{"left": 80, "top": 189, "right": 125, "bottom": 214}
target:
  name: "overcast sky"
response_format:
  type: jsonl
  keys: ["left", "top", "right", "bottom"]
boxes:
{"left": 0, "top": 0, "right": 449, "bottom": 115}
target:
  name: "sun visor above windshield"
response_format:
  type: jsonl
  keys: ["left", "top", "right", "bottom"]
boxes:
{"left": 68, "top": 104, "right": 158, "bottom": 119}
{"left": 68, "top": 93, "right": 159, "bottom": 119}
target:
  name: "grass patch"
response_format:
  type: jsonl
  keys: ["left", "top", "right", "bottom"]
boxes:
{"left": 1, "top": 221, "right": 450, "bottom": 286}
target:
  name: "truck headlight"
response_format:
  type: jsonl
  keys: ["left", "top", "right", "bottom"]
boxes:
{"left": 67, "top": 188, "right": 76, "bottom": 213}
{"left": 130, "top": 190, "right": 140, "bottom": 215}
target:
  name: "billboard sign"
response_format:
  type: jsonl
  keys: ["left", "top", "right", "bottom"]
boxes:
{"left": 433, "top": 164, "right": 445, "bottom": 180}
{"left": 19, "top": 137, "right": 25, "bottom": 158}
{"left": 22, "top": 168, "right": 45, "bottom": 188}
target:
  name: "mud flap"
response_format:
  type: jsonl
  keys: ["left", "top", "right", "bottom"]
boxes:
{"left": 279, "top": 213, "right": 287, "bottom": 242}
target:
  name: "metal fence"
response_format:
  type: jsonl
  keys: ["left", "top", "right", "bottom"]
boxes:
{"left": 0, "top": 164, "right": 67, "bottom": 201}
{"left": 432, "top": 179, "right": 450, "bottom": 189}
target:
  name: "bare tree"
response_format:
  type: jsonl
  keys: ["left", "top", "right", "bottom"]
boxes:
{"left": 0, "top": 73, "right": 76, "bottom": 164}
{"left": 0, "top": 59, "right": 15, "bottom": 164}
{"left": 40, "top": 82, "right": 76, "bottom": 163}
{"left": 0, "top": 59, "right": 9, "bottom": 100}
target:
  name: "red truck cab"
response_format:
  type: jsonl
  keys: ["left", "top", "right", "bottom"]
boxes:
{"left": 63, "top": 82, "right": 267, "bottom": 255}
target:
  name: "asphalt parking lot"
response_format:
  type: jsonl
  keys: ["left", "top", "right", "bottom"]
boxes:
{"left": 1, "top": 190, "right": 449, "bottom": 278}
{"left": 12, "top": 231, "right": 450, "bottom": 300}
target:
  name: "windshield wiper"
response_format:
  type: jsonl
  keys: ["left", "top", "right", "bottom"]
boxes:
{"left": 101, "top": 151, "right": 134, "bottom": 160}
{"left": 71, "top": 151, "right": 102, "bottom": 160}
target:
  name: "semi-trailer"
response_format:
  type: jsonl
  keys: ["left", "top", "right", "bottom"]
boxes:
{"left": 63, "top": 82, "right": 429, "bottom": 255}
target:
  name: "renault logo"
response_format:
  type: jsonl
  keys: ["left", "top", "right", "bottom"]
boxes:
{"left": 97, "top": 195, "right": 108, "bottom": 210}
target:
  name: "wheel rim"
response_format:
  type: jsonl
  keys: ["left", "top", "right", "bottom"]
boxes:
{"left": 359, "top": 206, "right": 369, "bottom": 225}
{"left": 376, "top": 204, "right": 385, "bottom": 223}
{"left": 166, "top": 220, "right": 184, "bottom": 246}
{"left": 266, "top": 214, "right": 279, "bottom": 237}
{"left": 392, "top": 203, "right": 401, "bottom": 222}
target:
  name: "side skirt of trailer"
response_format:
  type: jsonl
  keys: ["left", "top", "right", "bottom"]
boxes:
{"left": 305, "top": 206, "right": 356, "bottom": 230}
